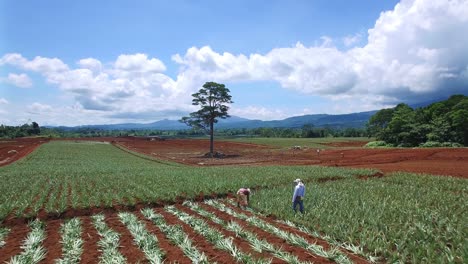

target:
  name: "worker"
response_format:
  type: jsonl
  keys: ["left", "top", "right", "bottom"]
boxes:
{"left": 292, "top": 179, "right": 305, "bottom": 214}
{"left": 237, "top": 187, "right": 251, "bottom": 209}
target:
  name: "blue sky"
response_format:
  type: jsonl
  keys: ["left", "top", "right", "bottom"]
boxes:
{"left": 1, "top": 0, "right": 467, "bottom": 126}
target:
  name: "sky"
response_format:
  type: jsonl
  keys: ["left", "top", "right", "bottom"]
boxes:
{"left": 1, "top": 0, "right": 468, "bottom": 126}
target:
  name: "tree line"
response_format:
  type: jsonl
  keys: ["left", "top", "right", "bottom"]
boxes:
{"left": 366, "top": 94, "right": 468, "bottom": 147}
{"left": 0, "top": 123, "right": 366, "bottom": 139}
{"left": 0, "top": 122, "right": 41, "bottom": 138}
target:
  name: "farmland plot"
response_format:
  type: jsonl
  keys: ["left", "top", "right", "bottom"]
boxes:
{"left": 0, "top": 201, "right": 370, "bottom": 263}
{"left": 0, "top": 140, "right": 466, "bottom": 263}
{"left": 250, "top": 174, "right": 468, "bottom": 263}
{"left": 0, "top": 141, "right": 372, "bottom": 222}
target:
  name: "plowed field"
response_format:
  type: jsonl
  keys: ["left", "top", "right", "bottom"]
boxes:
{"left": 114, "top": 137, "right": 468, "bottom": 178}
{"left": 0, "top": 199, "right": 369, "bottom": 263}
{"left": 0, "top": 138, "right": 48, "bottom": 166}
{"left": 4, "top": 137, "right": 467, "bottom": 178}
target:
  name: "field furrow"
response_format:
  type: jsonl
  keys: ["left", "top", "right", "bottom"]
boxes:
{"left": 80, "top": 217, "right": 100, "bottom": 262}
{"left": 189, "top": 201, "right": 327, "bottom": 264}
{"left": 223, "top": 199, "right": 371, "bottom": 264}
{"left": 206, "top": 200, "right": 355, "bottom": 264}
{"left": 104, "top": 213, "right": 147, "bottom": 263}
{"left": 155, "top": 207, "right": 237, "bottom": 263}
{"left": 166, "top": 205, "right": 272, "bottom": 264}
{"left": 91, "top": 214, "right": 126, "bottom": 263}
{"left": 41, "top": 219, "right": 63, "bottom": 262}
{"left": 7, "top": 219, "right": 46, "bottom": 264}
{"left": 0, "top": 224, "right": 31, "bottom": 263}
{"left": 141, "top": 208, "right": 209, "bottom": 263}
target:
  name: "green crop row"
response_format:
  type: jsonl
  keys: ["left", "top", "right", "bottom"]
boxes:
{"left": 0, "top": 141, "right": 373, "bottom": 221}
{"left": 250, "top": 173, "right": 468, "bottom": 263}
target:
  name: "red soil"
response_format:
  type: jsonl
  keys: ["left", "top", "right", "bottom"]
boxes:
{"left": 198, "top": 203, "right": 334, "bottom": 263}
{"left": 41, "top": 219, "right": 62, "bottom": 264}
{"left": 221, "top": 200, "right": 370, "bottom": 264}
{"left": 80, "top": 216, "right": 100, "bottom": 263}
{"left": 4, "top": 136, "right": 466, "bottom": 178}
{"left": 0, "top": 137, "right": 48, "bottom": 167}
{"left": 176, "top": 204, "right": 284, "bottom": 263}
{"left": 155, "top": 208, "right": 237, "bottom": 263}
{"left": 112, "top": 137, "right": 468, "bottom": 178}
{"left": 0, "top": 137, "right": 465, "bottom": 262}
{"left": 104, "top": 213, "right": 147, "bottom": 263}
{"left": 1, "top": 201, "right": 368, "bottom": 263}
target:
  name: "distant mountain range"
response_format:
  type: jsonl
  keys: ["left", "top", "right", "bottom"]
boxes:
{"left": 52, "top": 110, "right": 377, "bottom": 131}
{"left": 50, "top": 98, "right": 445, "bottom": 131}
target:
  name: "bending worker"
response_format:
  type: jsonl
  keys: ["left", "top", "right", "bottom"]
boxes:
{"left": 292, "top": 179, "right": 305, "bottom": 214}
{"left": 237, "top": 187, "right": 251, "bottom": 209}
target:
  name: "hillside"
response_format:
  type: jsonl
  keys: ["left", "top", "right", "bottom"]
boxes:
{"left": 51, "top": 111, "right": 377, "bottom": 131}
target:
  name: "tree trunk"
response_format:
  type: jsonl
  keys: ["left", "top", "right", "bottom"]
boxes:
{"left": 209, "top": 120, "right": 214, "bottom": 157}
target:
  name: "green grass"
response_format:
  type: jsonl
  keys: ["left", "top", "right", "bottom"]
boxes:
{"left": 223, "top": 137, "right": 371, "bottom": 148}
{"left": 0, "top": 140, "right": 373, "bottom": 221}
{"left": 251, "top": 173, "right": 468, "bottom": 263}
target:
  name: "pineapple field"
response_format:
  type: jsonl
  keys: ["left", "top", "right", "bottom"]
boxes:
{"left": 0, "top": 140, "right": 466, "bottom": 263}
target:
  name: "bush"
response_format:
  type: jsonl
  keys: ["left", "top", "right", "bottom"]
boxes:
{"left": 442, "top": 142, "right": 463, "bottom": 147}
{"left": 364, "top": 141, "right": 393, "bottom": 148}
{"left": 419, "top": 141, "right": 443, "bottom": 147}
{"left": 419, "top": 141, "right": 463, "bottom": 148}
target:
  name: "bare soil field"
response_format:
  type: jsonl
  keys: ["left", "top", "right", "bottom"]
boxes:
{"left": 2, "top": 137, "right": 467, "bottom": 178}
{"left": 0, "top": 137, "right": 49, "bottom": 166}
{"left": 113, "top": 137, "right": 468, "bottom": 178}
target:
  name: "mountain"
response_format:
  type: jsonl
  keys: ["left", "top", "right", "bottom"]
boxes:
{"left": 49, "top": 110, "right": 376, "bottom": 131}
{"left": 214, "top": 111, "right": 376, "bottom": 129}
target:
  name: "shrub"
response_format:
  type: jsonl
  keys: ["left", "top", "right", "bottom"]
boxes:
{"left": 364, "top": 141, "right": 393, "bottom": 148}
{"left": 419, "top": 141, "right": 463, "bottom": 148}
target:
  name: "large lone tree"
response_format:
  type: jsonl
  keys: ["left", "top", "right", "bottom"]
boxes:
{"left": 180, "top": 82, "right": 233, "bottom": 157}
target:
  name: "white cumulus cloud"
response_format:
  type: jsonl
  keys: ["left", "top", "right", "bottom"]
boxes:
{"left": 3, "top": 73, "right": 33, "bottom": 88}
{"left": 27, "top": 102, "right": 53, "bottom": 114}
{"left": 1, "top": 0, "right": 468, "bottom": 124}
{"left": 0, "top": 52, "right": 188, "bottom": 122}
{"left": 114, "top": 53, "right": 166, "bottom": 76}
{"left": 77, "top": 58, "right": 102, "bottom": 73}
{"left": 172, "top": 0, "right": 468, "bottom": 106}
{"left": 230, "top": 106, "right": 289, "bottom": 121}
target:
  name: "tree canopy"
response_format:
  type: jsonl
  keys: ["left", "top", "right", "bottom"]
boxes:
{"left": 180, "top": 82, "right": 233, "bottom": 156}
{"left": 367, "top": 95, "right": 468, "bottom": 147}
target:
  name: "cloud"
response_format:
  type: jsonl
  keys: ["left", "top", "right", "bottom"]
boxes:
{"left": 1, "top": 53, "right": 183, "bottom": 121}
{"left": 77, "top": 58, "right": 102, "bottom": 73}
{"left": 0, "top": 53, "right": 68, "bottom": 73}
{"left": 343, "top": 33, "right": 362, "bottom": 47}
{"left": 27, "top": 102, "right": 53, "bottom": 114}
{"left": 230, "top": 106, "right": 288, "bottom": 121}
{"left": 3, "top": 73, "right": 33, "bottom": 88}
{"left": 172, "top": 0, "right": 468, "bottom": 105}
{"left": 0, "top": 98, "right": 8, "bottom": 104}
{"left": 107, "top": 109, "right": 187, "bottom": 120}
{"left": 2, "top": 0, "right": 468, "bottom": 124}
{"left": 114, "top": 53, "right": 166, "bottom": 76}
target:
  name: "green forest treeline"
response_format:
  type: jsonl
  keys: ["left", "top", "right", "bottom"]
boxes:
{"left": 367, "top": 94, "right": 468, "bottom": 147}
